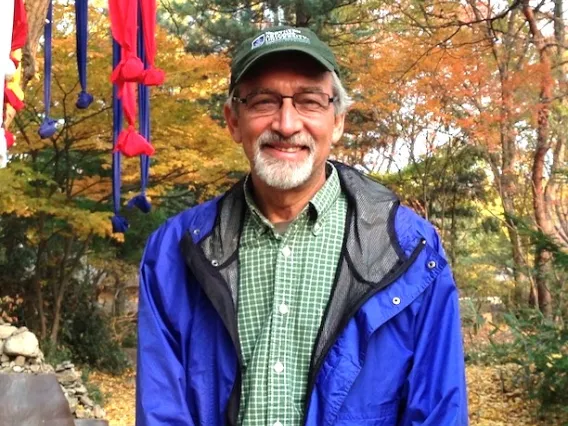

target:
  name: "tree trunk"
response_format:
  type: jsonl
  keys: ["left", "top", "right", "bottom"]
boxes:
{"left": 22, "top": 0, "right": 51, "bottom": 89}
{"left": 50, "top": 235, "right": 92, "bottom": 344}
{"left": 523, "top": 2, "right": 554, "bottom": 318}
{"left": 31, "top": 215, "right": 47, "bottom": 340}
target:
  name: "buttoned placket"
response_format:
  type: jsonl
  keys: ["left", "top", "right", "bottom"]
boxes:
{"left": 267, "top": 219, "right": 301, "bottom": 426}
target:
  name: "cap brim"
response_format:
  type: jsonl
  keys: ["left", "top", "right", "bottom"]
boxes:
{"left": 232, "top": 45, "right": 335, "bottom": 91}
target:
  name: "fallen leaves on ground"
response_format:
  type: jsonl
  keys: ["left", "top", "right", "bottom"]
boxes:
{"left": 89, "top": 365, "right": 566, "bottom": 426}
{"left": 89, "top": 369, "right": 136, "bottom": 426}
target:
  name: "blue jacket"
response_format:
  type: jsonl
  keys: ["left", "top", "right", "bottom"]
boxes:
{"left": 136, "top": 163, "right": 468, "bottom": 425}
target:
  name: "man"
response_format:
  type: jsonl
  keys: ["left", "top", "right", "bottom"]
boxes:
{"left": 136, "top": 26, "right": 468, "bottom": 426}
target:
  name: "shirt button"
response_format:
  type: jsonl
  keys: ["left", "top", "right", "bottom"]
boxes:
{"left": 281, "top": 246, "right": 291, "bottom": 257}
{"left": 392, "top": 297, "right": 401, "bottom": 305}
{"left": 427, "top": 260, "right": 437, "bottom": 269}
{"left": 279, "top": 303, "right": 289, "bottom": 315}
{"left": 274, "top": 422, "right": 283, "bottom": 426}
{"left": 273, "top": 361, "right": 284, "bottom": 373}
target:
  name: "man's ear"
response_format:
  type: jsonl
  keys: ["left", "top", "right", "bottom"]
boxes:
{"left": 224, "top": 103, "right": 242, "bottom": 143}
{"left": 332, "top": 113, "right": 346, "bottom": 144}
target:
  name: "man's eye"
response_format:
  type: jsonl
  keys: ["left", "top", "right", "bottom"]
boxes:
{"left": 297, "top": 95, "right": 325, "bottom": 108}
{"left": 249, "top": 95, "right": 278, "bottom": 108}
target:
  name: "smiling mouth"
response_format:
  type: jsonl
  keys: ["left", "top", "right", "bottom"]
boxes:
{"left": 263, "top": 143, "right": 310, "bottom": 152}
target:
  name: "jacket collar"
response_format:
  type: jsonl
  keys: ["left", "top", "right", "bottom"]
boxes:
{"left": 202, "top": 161, "right": 405, "bottom": 281}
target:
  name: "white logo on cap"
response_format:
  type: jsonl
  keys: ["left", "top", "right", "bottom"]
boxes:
{"left": 251, "top": 29, "right": 310, "bottom": 49}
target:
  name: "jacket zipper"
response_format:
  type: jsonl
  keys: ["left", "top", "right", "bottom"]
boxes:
{"left": 302, "top": 238, "right": 426, "bottom": 425}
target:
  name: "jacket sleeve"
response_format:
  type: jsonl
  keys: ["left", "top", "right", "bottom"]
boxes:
{"left": 399, "top": 243, "right": 468, "bottom": 426}
{"left": 136, "top": 233, "right": 195, "bottom": 426}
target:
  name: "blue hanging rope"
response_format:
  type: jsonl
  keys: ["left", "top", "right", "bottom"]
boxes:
{"left": 38, "top": 1, "right": 57, "bottom": 139}
{"left": 75, "top": 0, "right": 93, "bottom": 109}
{"left": 127, "top": 4, "right": 152, "bottom": 214}
{"left": 111, "top": 39, "right": 129, "bottom": 233}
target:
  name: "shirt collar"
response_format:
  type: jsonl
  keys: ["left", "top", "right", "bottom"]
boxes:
{"left": 243, "top": 162, "right": 341, "bottom": 236}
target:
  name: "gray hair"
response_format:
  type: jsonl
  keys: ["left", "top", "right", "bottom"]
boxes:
{"left": 227, "top": 71, "right": 353, "bottom": 116}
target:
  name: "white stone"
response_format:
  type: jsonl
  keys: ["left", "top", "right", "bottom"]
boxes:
{"left": 56, "top": 368, "right": 79, "bottom": 385}
{"left": 94, "top": 405, "right": 105, "bottom": 419}
{"left": 14, "top": 355, "right": 25, "bottom": 366}
{"left": 3, "top": 331, "right": 39, "bottom": 357}
{"left": 66, "top": 396, "right": 78, "bottom": 413}
{"left": 12, "top": 365, "right": 23, "bottom": 373}
{"left": 80, "top": 395, "right": 94, "bottom": 408}
{"left": 0, "top": 325, "right": 17, "bottom": 339}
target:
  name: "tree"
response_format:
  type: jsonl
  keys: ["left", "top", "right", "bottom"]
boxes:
{"left": 0, "top": 4, "right": 247, "bottom": 344}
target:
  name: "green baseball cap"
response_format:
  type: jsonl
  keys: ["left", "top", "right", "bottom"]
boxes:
{"left": 229, "top": 25, "right": 339, "bottom": 92}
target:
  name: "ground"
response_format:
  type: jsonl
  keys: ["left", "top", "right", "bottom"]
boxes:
{"left": 89, "top": 364, "right": 566, "bottom": 426}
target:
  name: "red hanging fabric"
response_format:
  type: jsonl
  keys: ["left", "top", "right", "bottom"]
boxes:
{"left": 4, "top": 87, "right": 24, "bottom": 111}
{"left": 108, "top": 0, "right": 144, "bottom": 84}
{"left": 11, "top": 0, "right": 28, "bottom": 52}
{"left": 5, "top": 129, "right": 14, "bottom": 149}
{"left": 108, "top": 0, "right": 153, "bottom": 157}
{"left": 139, "top": 0, "right": 165, "bottom": 86}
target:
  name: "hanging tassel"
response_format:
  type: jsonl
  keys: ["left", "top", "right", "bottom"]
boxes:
{"left": 114, "top": 125, "right": 155, "bottom": 157}
{"left": 111, "top": 214, "right": 129, "bottom": 233}
{"left": 110, "top": 53, "right": 145, "bottom": 84}
{"left": 38, "top": 117, "right": 57, "bottom": 139}
{"left": 75, "top": 0, "right": 93, "bottom": 109}
{"left": 128, "top": 4, "right": 152, "bottom": 213}
{"left": 139, "top": 0, "right": 165, "bottom": 86}
{"left": 127, "top": 194, "right": 151, "bottom": 213}
{"left": 111, "top": 39, "right": 128, "bottom": 233}
{"left": 108, "top": 0, "right": 153, "bottom": 157}
{"left": 39, "top": 1, "right": 57, "bottom": 139}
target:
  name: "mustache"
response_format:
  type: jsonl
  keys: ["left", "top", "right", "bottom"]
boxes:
{"left": 256, "top": 131, "right": 316, "bottom": 149}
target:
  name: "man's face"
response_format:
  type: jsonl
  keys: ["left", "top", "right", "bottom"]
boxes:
{"left": 224, "top": 54, "right": 346, "bottom": 190}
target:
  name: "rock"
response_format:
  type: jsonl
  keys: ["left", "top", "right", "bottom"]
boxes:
{"left": 0, "top": 339, "right": 3, "bottom": 355}
{"left": 66, "top": 396, "right": 78, "bottom": 413}
{"left": 0, "top": 325, "right": 17, "bottom": 339}
{"left": 14, "top": 355, "right": 26, "bottom": 366}
{"left": 93, "top": 405, "right": 105, "bottom": 419}
{"left": 79, "top": 395, "right": 94, "bottom": 408}
{"left": 75, "top": 406, "right": 86, "bottom": 419}
{"left": 12, "top": 365, "right": 23, "bottom": 373}
{"left": 3, "top": 330, "right": 39, "bottom": 357}
{"left": 30, "top": 364, "right": 40, "bottom": 373}
{"left": 75, "top": 384, "right": 87, "bottom": 395}
{"left": 0, "top": 354, "right": 8, "bottom": 363}
{"left": 56, "top": 368, "right": 80, "bottom": 385}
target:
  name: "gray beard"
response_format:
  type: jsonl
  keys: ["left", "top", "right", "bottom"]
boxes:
{"left": 252, "top": 131, "right": 316, "bottom": 190}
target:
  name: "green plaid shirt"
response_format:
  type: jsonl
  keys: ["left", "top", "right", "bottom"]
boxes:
{"left": 237, "top": 164, "right": 347, "bottom": 426}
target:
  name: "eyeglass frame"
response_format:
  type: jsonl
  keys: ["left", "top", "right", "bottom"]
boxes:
{"left": 231, "top": 91, "right": 336, "bottom": 116}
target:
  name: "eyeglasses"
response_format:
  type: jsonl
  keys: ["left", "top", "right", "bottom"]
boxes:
{"left": 232, "top": 92, "right": 335, "bottom": 116}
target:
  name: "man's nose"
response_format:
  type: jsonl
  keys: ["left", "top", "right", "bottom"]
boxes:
{"left": 271, "top": 98, "right": 303, "bottom": 137}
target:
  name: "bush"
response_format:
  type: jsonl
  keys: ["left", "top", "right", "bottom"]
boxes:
{"left": 61, "top": 303, "right": 129, "bottom": 375}
{"left": 487, "top": 310, "right": 567, "bottom": 412}
{"left": 81, "top": 367, "right": 107, "bottom": 406}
